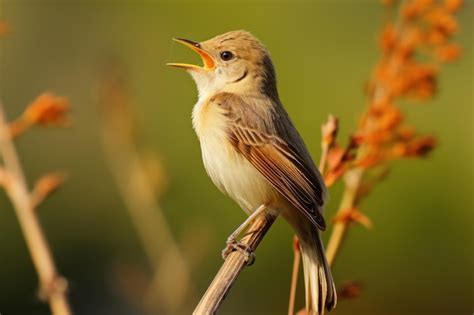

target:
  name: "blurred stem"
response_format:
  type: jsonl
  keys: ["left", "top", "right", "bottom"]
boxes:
{"left": 102, "top": 138, "right": 192, "bottom": 309}
{"left": 99, "top": 63, "right": 192, "bottom": 312}
{"left": 0, "top": 101, "right": 72, "bottom": 315}
{"left": 318, "top": 139, "right": 330, "bottom": 173}
{"left": 325, "top": 169, "right": 363, "bottom": 266}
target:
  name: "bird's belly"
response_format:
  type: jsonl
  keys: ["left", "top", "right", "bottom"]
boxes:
{"left": 199, "top": 132, "right": 276, "bottom": 213}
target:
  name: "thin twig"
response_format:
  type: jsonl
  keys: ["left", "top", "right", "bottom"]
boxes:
{"left": 194, "top": 213, "right": 277, "bottom": 315}
{"left": 0, "top": 100, "right": 72, "bottom": 315}
{"left": 287, "top": 236, "right": 300, "bottom": 315}
{"left": 319, "top": 115, "right": 338, "bottom": 173}
{"left": 325, "top": 169, "right": 363, "bottom": 266}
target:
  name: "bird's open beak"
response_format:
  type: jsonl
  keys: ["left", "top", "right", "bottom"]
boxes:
{"left": 167, "top": 38, "right": 216, "bottom": 71}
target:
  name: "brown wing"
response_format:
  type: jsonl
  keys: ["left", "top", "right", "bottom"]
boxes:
{"left": 215, "top": 93, "right": 327, "bottom": 230}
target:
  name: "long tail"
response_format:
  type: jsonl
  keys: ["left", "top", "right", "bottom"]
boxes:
{"left": 299, "top": 225, "right": 337, "bottom": 315}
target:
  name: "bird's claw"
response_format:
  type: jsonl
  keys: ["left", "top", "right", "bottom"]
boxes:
{"left": 222, "top": 240, "right": 255, "bottom": 266}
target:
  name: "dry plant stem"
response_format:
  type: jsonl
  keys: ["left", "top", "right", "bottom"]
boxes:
{"left": 325, "top": 169, "right": 363, "bottom": 266}
{"left": 0, "top": 101, "right": 72, "bottom": 315}
{"left": 324, "top": 84, "right": 383, "bottom": 267}
{"left": 287, "top": 236, "right": 301, "bottom": 315}
{"left": 194, "top": 213, "right": 277, "bottom": 315}
{"left": 318, "top": 139, "right": 330, "bottom": 172}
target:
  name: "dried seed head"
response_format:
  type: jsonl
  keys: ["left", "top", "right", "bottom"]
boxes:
{"left": 321, "top": 115, "right": 338, "bottom": 148}
{"left": 23, "top": 93, "right": 71, "bottom": 127}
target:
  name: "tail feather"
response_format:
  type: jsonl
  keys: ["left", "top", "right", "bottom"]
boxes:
{"left": 299, "top": 229, "right": 337, "bottom": 315}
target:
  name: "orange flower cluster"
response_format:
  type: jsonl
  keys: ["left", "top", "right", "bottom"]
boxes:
{"left": 322, "top": 0, "right": 462, "bottom": 187}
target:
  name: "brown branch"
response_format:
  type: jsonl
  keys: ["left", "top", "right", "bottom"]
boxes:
{"left": 0, "top": 100, "right": 72, "bottom": 315}
{"left": 194, "top": 213, "right": 277, "bottom": 314}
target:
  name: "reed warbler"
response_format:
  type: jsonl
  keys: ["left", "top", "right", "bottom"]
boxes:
{"left": 168, "top": 30, "right": 336, "bottom": 315}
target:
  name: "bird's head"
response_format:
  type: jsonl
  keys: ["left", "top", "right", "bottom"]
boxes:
{"left": 168, "top": 30, "right": 278, "bottom": 99}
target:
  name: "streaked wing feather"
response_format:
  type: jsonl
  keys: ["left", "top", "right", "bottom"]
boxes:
{"left": 227, "top": 114, "right": 327, "bottom": 230}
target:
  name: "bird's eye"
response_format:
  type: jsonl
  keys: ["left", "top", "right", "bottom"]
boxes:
{"left": 220, "top": 51, "right": 234, "bottom": 61}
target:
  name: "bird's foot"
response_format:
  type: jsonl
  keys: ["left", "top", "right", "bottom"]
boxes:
{"left": 222, "top": 239, "right": 255, "bottom": 266}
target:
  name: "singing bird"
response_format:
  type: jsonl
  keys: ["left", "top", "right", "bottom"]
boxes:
{"left": 168, "top": 30, "right": 336, "bottom": 314}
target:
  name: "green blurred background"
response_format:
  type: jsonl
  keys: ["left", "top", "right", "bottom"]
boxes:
{"left": 0, "top": 1, "right": 472, "bottom": 314}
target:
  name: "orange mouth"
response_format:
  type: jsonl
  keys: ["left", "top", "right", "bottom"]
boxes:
{"left": 167, "top": 38, "right": 215, "bottom": 70}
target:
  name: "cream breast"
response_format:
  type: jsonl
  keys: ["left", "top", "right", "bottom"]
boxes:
{"left": 192, "top": 95, "right": 276, "bottom": 212}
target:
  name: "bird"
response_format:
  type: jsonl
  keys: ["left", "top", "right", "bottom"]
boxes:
{"left": 167, "top": 30, "right": 336, "bottom": 315}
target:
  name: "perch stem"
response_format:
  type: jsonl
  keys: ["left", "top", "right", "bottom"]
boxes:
{"left": 194, "top": 213, "right": 277, "bottom": 315}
